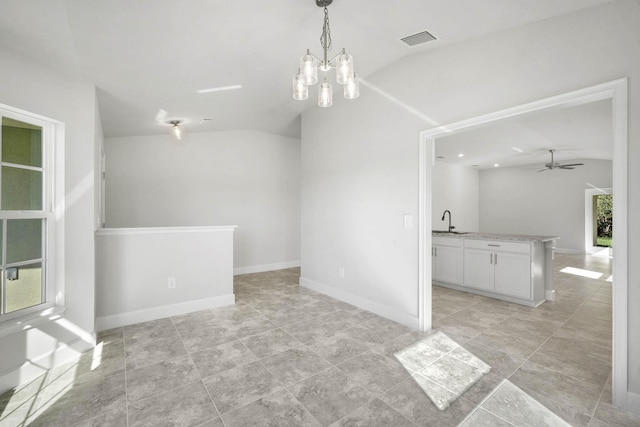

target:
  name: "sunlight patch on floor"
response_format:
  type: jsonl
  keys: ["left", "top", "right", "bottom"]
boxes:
{"left": 394, "top": 331, "right": 489, "bottom": 410}
{"left": 560, "top": 266, "right": 603, "bottom": 279}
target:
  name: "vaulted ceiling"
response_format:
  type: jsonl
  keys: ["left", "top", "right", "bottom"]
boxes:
{"left": 0, "top": 0, "right": 614, "bottom": 138}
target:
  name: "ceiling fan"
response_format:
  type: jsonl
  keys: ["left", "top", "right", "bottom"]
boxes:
{"left": 538, "top": 149, "right": 584, "bottom": 172}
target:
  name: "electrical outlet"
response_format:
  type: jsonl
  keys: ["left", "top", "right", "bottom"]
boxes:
{"left": 168, "top": 277, "right": 176, "bottom": 289}
{"left": 338, "top": 267, "right": 345, "bottom": 278}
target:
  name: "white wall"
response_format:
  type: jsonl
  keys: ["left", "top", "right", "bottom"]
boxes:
{"left": 479, "top": 159, "right": 612, "bottom": 252}
{"left": 432, "top": 162, "right": 479, "bottom": 232}
{"left": 95, "top": 227, "right": 235, "bottom": 330}
{"left": 0, "top": 45, "right": 98, "bottom": 391}
{"left": 300, "top": 0, "right": 640, "bottom": 404}
{"left": 104, "top": 130, "right": 300, "bottom": 273}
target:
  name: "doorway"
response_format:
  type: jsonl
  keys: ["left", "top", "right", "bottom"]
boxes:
{"left": 418, "top": 78, "right": 629, "bottom": 410}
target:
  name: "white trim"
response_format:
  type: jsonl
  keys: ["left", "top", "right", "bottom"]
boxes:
{"left": 418, "top": 78, "right": 628, "bottom": 410}
{"left": 0, "top": 334, "right": 94, "bottom": 395}
{"left": 234, "top": 260, "right": 301, "bottom": 276}
{"left": 96, "top": 225, "right": 237, "bottom": 236}
{"left": 627, "top": 391, "right": 640, "bottom": 416}
{"left": 0, "top": 305, "right": 65, "bottom": 338}
{"left": 545, "top": 290, "right": 557, "bottom": 301}
{"left": 95, "top": 294, "right": 235, "bottom": 331}
{"left": 299, "top": 276, "right": 420, "bottom": 330}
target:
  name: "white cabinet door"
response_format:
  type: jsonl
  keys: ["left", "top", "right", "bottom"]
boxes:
{"left": 463, "top": 248, "right": 494, "bottom": 291}
{"left": 494, "top": 251, "right": 532, "bottom": 299}
{"left": 433, "top": 245, "right": 461, "bottom": 285}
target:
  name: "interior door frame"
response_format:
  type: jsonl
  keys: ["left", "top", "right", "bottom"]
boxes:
{"left": 417, "top": 78, "right": 628, "bottom": 410}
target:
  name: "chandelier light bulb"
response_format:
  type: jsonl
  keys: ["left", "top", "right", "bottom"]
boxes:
{"left": 318, "top": 81, "right": 333, "bottom": 107}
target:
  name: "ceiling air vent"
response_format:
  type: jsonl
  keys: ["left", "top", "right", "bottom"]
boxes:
{"left": 400, "top": 30, "right": 437, "bottom": 47}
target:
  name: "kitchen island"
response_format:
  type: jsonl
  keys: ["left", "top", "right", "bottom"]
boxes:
{"left": 432, "top": 232, "right": 558, "bottom": 307}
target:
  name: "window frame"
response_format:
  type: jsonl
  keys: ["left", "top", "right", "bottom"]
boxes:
{"left": 0, "top": 105, "right": 59, "bottom": 324}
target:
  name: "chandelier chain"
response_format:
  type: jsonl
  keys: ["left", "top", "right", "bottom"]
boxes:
{"left": 320, "top": 6, "right": 332, "bottom": 51}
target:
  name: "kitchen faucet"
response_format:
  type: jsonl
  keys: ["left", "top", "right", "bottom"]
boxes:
{"left": 441, "top": 210, "right": 455, "bottom": 232}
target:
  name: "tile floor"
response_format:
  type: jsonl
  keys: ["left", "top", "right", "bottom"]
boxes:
{"left": 1, "top": 253, "right": 640, "bottom": 426}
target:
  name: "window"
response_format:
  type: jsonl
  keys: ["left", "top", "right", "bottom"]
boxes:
{"left": 0, "top": 109, "right": 55, "bottom": 321}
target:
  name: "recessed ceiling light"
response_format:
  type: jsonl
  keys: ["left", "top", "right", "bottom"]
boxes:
{"left": 512, "top": 147, "right": 523, "bottom": 153}
{"left": 494, "top": 163, "right": 500, "bottom": 167}
{"left": 458, "top": 153, "right": 464, "bottom": 158}
{"left": 196, "top": 85, "right": 242, "bottom": 94}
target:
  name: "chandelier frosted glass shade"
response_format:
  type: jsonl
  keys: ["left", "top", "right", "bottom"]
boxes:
{"left": 300, "top": 52, "right": 318, "bottom": 86}
{"left": 318, "top": 81, "right": 333, "bottom": 107}
{"left": 293, "top": 72, "right": 309, "bottom": 100}
{"left": 292, "top": 2, "right": 359, "bottom": 107}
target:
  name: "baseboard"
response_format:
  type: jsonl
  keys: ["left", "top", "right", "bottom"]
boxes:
{"left": 95, "top": 294, "right": 235, "bottom": 331}
{"left": 0, "top": 336, "right": 94, "bottom": 395}
{"left": 627, "top": 390, "right": 640, "bottom": 416}
{"left": 554, "top": 248, "right": 586, "bottom": 255}
{"left": 545, "top": 290, "right": 557, "bottom": 301}
{"left": 299, "top": 277, "right": 419, "bottom": 330}
{"left": 234, "top": 261, "right": 300, "bottom": 276}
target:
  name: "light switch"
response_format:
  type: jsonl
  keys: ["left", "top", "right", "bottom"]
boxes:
{"left": 403, "top": 214, "right": 413, "bottom": 229}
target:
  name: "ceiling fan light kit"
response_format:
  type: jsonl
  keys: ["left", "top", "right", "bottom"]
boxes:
{"left": 538, "top": 149, "right": 584, "bottom": 172}
{"left": 293, "top": 0, "right": 359, "bottom": 107}
{"left": 169, "top": 120, "right": 183, "bottom": 140}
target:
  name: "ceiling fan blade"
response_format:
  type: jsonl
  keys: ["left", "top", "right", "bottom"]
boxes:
{"left": 537, "top": 168, "right": 549, "bottom": 172}
{"left": 559, "top": 163, "right": 584, "bottom": 167}
{"left": 558, "top": 166, "right": 575, "bottom": 169}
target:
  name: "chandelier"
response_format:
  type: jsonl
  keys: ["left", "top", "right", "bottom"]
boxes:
{"left": 293, "top": 0, "right": 359, "bottom": 107}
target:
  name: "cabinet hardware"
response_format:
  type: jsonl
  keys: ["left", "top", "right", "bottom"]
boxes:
{"left": 490, "top": 253, "right": 493, "bottom": 264}
{"left": 488, "top": 244, "right": 500, "bottom": 247}
{"left": 495, "top": 253, "right": 498, "bottom": 264}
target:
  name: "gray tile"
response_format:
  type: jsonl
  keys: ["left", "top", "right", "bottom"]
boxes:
{"left": 528, "top": 335, "right": 610, "bottom": 387}
{"left": 455, "top": 340, "right": 522, "bottom": 378}
{"left": 241, "top": 328, "right": 300, "bottom": 358}
{"left": 381, "top": 377, "right": 476, "bottom": 427}
{"left": 481, "top": 380, "right": 571, "bottom": 426}
{"left": 329, "top": 398, "right": 414, "bottom": 427}
{"left": 393, "top": 339, "right": 445, "bottom": 373}
{"left": 203, "top": 360, "right": 285, "bottom": 414}
{"left": 261, "top": 347, "right": 333, "bottom": 387}
{"left": 307, "top": 332, "right": 370, "bottom": 365}
{"left": 125, "top": 317, "right": 178, "bottom": 344}
{"left": 492, "top": 314, "right": 563, "bottom": 342}
{"left": 337, "top": 351, "right": 409, "bottom": 395}
{"left": 264, "top": 306, "right": 315, "bottom": 326}
{"left": 282, "top": 318, "right": 337, "bottom": 344}
{"left": 191, "top": 340, "right": 257, "bottom": 378}
{"left": 458, "top": 408, "right": 513, "bottom": 426}
{"left": 28, "top": 373, "right": 126, "bottom": 427}
{"left": 126, "top": 355, "right": 200, "bottom": 402}
{"left": 73, "top": 406, "right": 128, "bottom": 427}
{"left": 228, "top": 315, "right": 278, "bottom": 339}
{"left": 221, "top": 389, "right": 320, "bottom": 427}
{"left": 195, "top": 418, "right": 226, "bottom": 427}
{"left": 419, "top": 355, "right": 486, "bottom": 397}
{"left": 468, "top": 328, "right": 540, "bottom": 360}
{"left": 178, "top": 325, "right": 238, "bottom": 352}
{"left": 128, "top": 381, "right": 218, "bottom": 427}
{"left": 290, "top": 368, "right": 374, "bottom": 426}
{"left": 125, "top": 335, "right": 188, "bottom": 370}
{"left": 509, "top": 361, "right": 603, "bottom": 421}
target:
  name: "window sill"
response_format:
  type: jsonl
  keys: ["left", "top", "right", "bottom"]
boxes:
{"left": 0, "top": 305, "right": 66, "bottom": 338}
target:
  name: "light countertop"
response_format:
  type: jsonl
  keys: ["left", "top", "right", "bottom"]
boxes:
{"left": 432, "top": 231, "right": 559, "bottom": 243}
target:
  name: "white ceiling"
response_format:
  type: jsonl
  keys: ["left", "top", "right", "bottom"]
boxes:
{"left": 434, "top": 99, "right": 613, "bottom": 170}
{"left": 0, "top": 0, "right": 614, "bottom": 138}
